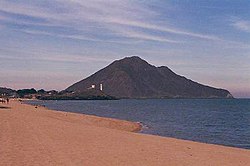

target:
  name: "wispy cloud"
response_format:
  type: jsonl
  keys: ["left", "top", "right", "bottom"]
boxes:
{"left": 0, "top": 47, "right": 112, "bottom": 64}
{"left": 231, "top": 18, "right": 250, "bottom": 33}
{"left": 0, "top": 0, "right": 220, "bottom": 43}
{"left": 19, "top": 29, "right": 107, "bottom": 42}
{"left": 114, "top": 28, "right": 180, "bottom": 43}
{"left": 17, "top": 28, "right": 142, "bottom": 44}
{"left": 104, "top": 18, "right": 220, "bottom": 41}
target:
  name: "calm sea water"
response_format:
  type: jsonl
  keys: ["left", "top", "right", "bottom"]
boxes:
{"left": 25, "top": 99, "right": 250, "bottom": 149}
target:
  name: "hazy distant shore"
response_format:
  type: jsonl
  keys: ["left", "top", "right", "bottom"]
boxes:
{"left": 0, "top": 100, "right": 249, "bottom": 166}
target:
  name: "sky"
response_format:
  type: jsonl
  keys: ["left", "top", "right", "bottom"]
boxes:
{"left": 0, "top": 0, "right": 249, "bottom": 98}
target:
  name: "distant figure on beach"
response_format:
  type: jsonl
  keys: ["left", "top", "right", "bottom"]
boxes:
{"left": 6, "top": 98, "right": 9, "bottom": 104}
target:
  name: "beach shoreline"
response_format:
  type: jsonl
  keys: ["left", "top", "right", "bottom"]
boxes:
{"left": 22, "top": 100, "right": 143, "bottom": 133}
{"left": 0, "top": 100, "right": 249, "bottom": 166}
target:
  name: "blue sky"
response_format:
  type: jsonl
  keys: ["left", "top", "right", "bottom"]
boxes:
{"left": 0, "top": 0, "right": 249, "bottom": 97}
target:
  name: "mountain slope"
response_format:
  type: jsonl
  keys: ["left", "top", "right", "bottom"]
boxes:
{"left": 66, "top": 56, "right": 233, "bottom": 99}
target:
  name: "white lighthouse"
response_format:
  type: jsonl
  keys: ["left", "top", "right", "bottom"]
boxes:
{"left": 100, "top": 84, "right": 103, "bottom": 91}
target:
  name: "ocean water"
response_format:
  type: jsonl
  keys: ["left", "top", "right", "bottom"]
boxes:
{"left": 25, "top": 99, "right": 250, "bottom": 149}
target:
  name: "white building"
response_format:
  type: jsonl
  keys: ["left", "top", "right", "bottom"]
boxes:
{"left": 88, "top": 84, "right": 96, "bottom": 89}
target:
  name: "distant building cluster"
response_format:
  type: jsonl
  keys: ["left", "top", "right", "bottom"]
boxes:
{"left": 88, "top": 84, "right": 103, "bottom": 91}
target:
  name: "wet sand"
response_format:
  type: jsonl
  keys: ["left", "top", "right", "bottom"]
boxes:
{"left": 0, "top": 100, "right": 249, "bottom": 166}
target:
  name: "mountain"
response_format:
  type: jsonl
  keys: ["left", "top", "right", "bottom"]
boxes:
{"left": 66, "top": 56, "right": 233, "bottom": 99}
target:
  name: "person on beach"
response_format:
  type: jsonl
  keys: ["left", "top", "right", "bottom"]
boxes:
{"left": 6, "top": 98, "right": 9, "bottom": 104}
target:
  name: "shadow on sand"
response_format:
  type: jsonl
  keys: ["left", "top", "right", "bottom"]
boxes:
{"left": 0, "top": 105, "right": 10, "bottom": 109}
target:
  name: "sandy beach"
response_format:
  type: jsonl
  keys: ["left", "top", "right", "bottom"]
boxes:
{"left": 0, "top": 100, "right": 249, "bottom": 166}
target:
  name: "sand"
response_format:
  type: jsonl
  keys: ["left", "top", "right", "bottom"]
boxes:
{"left": 0, "top": 100, "right": 249, "bottom": 166}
